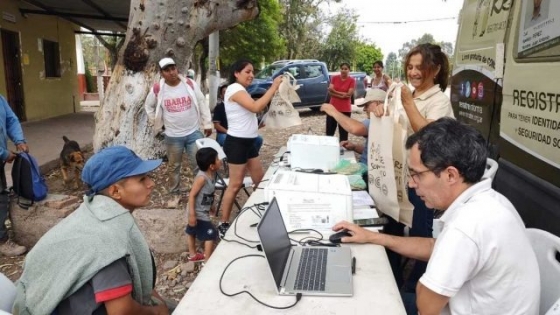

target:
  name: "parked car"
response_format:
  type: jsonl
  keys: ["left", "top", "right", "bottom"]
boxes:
{"left": 248, "top": 60, "right": 368, "bottom": 110}
{"left": 248, "top": 59, "right": 330, "bottom": 108}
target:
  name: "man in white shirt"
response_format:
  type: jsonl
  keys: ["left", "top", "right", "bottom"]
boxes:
{"left": 145, "top": 57, "right": 212, "bottom": 194}
{"left": 333, "top": 118, "right": 540, "bottom": 315}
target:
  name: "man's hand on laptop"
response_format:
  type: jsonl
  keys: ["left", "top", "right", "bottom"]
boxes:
{"left": 332, "top": 221, "right": 376, "bottom": 244}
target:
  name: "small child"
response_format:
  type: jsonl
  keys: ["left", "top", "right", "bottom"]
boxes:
{"left": 186, "top": 147, "right": 221, "bottom": 262}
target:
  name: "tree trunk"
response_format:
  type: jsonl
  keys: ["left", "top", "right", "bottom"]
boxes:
{"left": 94, "top": 0, "right": 259, "bottom": 158}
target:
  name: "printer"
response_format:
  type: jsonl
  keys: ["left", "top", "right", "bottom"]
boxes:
{"left": 287, "top": 134, "right": 340, "bottom": 171}
{"left": 264, "top": 170, "right": 353, "bottom": 233}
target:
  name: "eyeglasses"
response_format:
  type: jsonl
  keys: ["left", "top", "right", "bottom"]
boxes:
{"left": 408, "top": 169, "right": 433, "bottom": 184}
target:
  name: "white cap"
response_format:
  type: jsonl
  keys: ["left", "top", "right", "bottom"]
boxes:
{"left": 356, "top": 89, "right": 387, "bottom": 107}
{"left": 158, "top": 57, "right": 175, "bottom": 69}
{"left": 187, "top": 69, "right": 195, "bottom": 78}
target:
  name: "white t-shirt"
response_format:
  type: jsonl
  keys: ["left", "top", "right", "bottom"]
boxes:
{"left": 409, "top": 84, "right": 454, "bottom": 136}
{"left": 420, "top": 178, "right": 540, "bottom": 315}
{"left": 224, "top": 83, "right": 258, "bottom": 138}
{"left": 160, "top": 83, "right": 199, "bottom": 137}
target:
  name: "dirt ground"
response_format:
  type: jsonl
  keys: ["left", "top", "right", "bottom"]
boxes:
{"left": 0, "top": 107, "right": 366, "bottom": 303}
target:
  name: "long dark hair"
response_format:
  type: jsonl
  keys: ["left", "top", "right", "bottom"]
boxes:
{"left": 404, "top": 44, "right": 450, "bottom": 91}
{"left": 228, "top": 59, "right": 253, "bottom": 85}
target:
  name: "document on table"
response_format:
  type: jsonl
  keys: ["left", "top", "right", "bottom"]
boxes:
{"left": 352, "top": 191, "right": 378, "bottom": 220}
{"left": 352, "top": 191, "right": 375, "bottom": 208}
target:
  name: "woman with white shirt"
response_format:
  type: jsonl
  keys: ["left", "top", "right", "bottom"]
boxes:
{"left": 217, "top": 59, "right": 282, "bottom": 235}
{"left": 371, "top": 44, "right": 454, "bottom": 315}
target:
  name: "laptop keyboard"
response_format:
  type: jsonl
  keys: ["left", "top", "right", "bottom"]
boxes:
{"left": 294, "top": 248, "right": 328, "bottom": 291}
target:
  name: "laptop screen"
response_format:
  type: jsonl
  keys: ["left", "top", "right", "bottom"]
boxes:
{"left": 257, "top": 197, "right": 293, "bottom": 289}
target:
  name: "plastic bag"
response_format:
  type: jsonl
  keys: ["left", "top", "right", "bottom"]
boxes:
{"left": 332, "top": 160, "right": 367, "bottom": 175}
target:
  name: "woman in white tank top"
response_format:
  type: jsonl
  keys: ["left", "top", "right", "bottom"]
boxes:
{"left": 371, "top": 60, "right": 392, "bottom": 91}
{"left": 217, "top": 59, "right": 282, "bottom": 232}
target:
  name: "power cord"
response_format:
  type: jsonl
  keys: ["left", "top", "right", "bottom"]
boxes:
{"left": 220, "top": 202, "right": 268, "bottom": 248}
{"left": 219, "top": 254, "right": 303, "bottom": 309}
{"left": 288, "top": 229, "right": 340, "bottom": 247}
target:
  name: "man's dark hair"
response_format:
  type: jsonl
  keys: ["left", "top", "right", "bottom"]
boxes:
{"left": 196, "top": 147, "right": 219, "bottom": 171}
{"left": 405, "top": 118, "right": 488, "bottom": 184}
{"left": 217, "top": 84, "right": 228, "bottom": 99}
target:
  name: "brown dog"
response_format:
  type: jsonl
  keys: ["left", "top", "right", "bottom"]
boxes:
{"left": 60, "top": 136, "right": 85, "bottom": 189}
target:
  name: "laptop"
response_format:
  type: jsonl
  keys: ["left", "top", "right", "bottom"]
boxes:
{"left": 257, "top": 197, "right": 353, "bottom": 296}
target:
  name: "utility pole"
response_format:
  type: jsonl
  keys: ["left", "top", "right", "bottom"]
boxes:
{"left": 208, "top": 31, "right": 219, "bottom": 112}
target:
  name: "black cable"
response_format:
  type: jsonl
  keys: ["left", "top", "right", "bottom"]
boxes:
{"left": 223, "top": 202, "right": 268, "bottom": 246}
{"left": 219, "top": 254, "right": 303, "bottom": 309}
{"left": 287, "top": 229, "right": 339, "bottom": 247}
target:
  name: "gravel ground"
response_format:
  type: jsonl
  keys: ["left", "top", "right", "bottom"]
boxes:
{"left": 0, "top": 107, "right": 367, "bottom": 303}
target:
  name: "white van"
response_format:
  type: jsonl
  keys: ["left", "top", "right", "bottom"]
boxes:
{"left": 451, "top": 0, "right": 560, "bottom": 235}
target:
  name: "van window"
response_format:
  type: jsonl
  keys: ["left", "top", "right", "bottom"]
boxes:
{"left": 515, "top": 0, "right": 560, "bottom": 59}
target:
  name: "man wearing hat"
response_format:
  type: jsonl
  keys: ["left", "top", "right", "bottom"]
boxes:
{"left": 145, "top": 57, "right": 212, "bottom": 194}
{"left": 13, "top": 146, "right": 171, "bottom": 315}
{"left": 320, "top": 88, "right": 387, "bottom": 164}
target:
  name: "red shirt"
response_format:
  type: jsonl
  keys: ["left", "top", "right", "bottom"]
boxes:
{"left": 329, "top": 75, "right": 355, "bottom": 112}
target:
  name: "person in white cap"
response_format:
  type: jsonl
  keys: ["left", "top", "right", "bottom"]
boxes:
{"left": 145, "top": 57, "right": 212, "bottom": 194}
{"left": 187, "top": 69, "right": 195, "bottom": 79}
{"left": 320, "top": 88, "right": 386, "bottom": 165}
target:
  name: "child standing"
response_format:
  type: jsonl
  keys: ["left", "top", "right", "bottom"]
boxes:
{"left": 186, "top": 147, "right": 221, "bottom": 262}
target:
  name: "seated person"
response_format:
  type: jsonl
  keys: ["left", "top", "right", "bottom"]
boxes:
{"left": 321, "top": 88, "right": 387, "bottom": 164}
{"left": 13, "top": 146, "right": 172, "bottom": 315}
{"left": 333, "top": 118, "right": 540, "bottom": 315}
{"left": 213, "top": 84, "right": 263, "bottom": 152}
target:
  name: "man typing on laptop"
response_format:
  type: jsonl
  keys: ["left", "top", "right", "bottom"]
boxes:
{"left": 332, "top": 118, "right": 539, "bottom": 315}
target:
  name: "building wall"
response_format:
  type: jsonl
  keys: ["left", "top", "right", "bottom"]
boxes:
{"left": 0, "top": 0, "right": 79, "bottom": 121}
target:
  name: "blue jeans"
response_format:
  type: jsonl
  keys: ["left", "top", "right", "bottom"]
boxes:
{"left": 165, "top": 131, "right": 204, "bottom": 193}
{"left": 216, "top": 133, "right": 263, "bottom": 153}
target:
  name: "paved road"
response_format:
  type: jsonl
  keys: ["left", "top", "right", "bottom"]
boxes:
{"left": 4, "top": 111, "right": 95, "bottom": 186}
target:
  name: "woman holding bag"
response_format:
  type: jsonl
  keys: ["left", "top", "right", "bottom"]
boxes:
{"left": 372, "top": 44, "right": 454, "bottom": 313}
{"left": 217, "top": 59, "right": 282, "bottom": 236}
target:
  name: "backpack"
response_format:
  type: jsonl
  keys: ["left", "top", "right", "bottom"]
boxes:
{"left": 11, "top": 152, "right": 48, "bottom": 209}
{"left": 153, "top": 77, "right": 195, "bottom": 97}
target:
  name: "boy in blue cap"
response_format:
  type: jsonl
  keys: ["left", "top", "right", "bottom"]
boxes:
{"left": 13, "top": 146, "right": 171, "bottom": 315}
{"left": 186, "top": 147, "right": 221, "bottom": 262}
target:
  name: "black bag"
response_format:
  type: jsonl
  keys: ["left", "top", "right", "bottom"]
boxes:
{"left": 11, "top": 152, "right": 48, "bottom": 209}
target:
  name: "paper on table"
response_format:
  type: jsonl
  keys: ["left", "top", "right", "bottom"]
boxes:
{"left": 352, "top": 191, "right": 375, "bottom": 208}
{"left": 353, "top": 208, "right": 379, "bottom": 220}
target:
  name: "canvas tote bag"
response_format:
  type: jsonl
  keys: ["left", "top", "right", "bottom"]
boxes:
{"left": 368, "top": 83, "right": 414, "bottom": 226}
{"left": 265, "top": 72, "right": 303, "bottom": 129}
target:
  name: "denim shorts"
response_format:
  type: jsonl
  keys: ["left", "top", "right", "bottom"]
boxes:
{"left": 185, "top": 220, "right": 218, "bottom": 241}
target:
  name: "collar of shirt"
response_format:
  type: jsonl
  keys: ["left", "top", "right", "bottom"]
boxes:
{"left": 440, "top": 177, "right": 493, "bottom": 224}
{"left": 413, "top": 84, "right": 442, "bottom": 101}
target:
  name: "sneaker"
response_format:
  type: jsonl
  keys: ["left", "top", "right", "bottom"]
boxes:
{"left": 0, "top": 238, "right": 27, "bottom": 257}
{"left": 188, "top": 253, "right": 205, "bottom": 262}
{"left": 217, "top": 222, "right": 230, "bottom": 237}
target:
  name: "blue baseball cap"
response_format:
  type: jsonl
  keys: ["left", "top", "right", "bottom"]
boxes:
{"left": 81, "top": 146, "right": 162, "bottom": 195}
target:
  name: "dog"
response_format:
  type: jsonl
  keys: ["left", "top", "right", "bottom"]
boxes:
{"left": 60, "top": 136, "right": 85, "bottom": 189}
